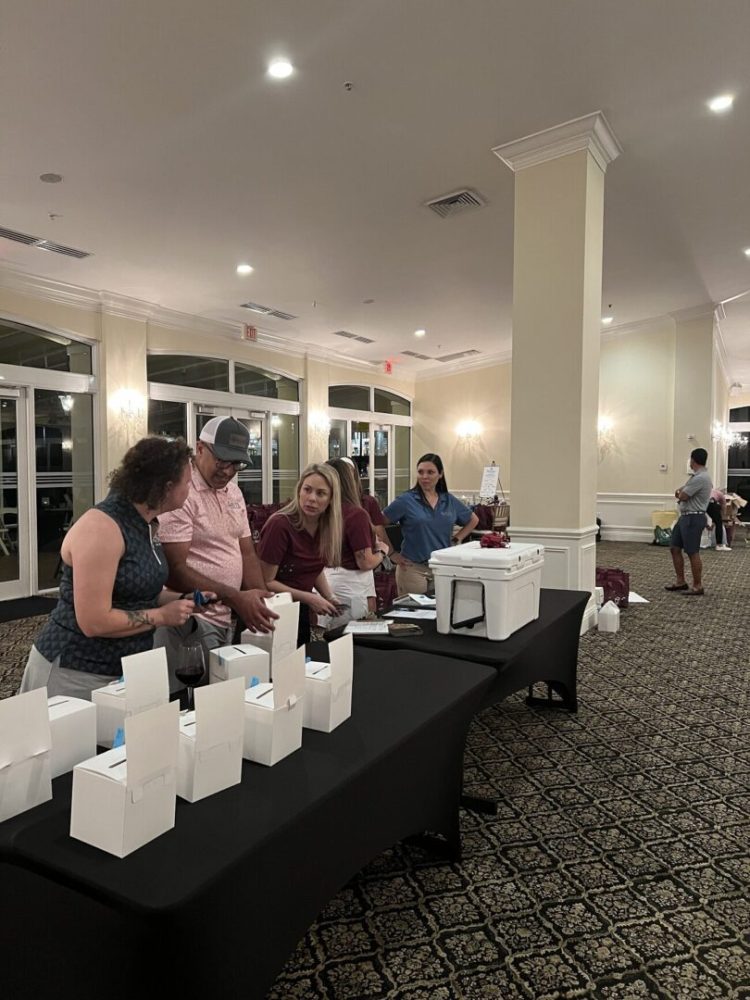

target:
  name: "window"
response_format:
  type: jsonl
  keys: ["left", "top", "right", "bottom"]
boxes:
{"left": 0, "top": 320, "right": 92, "bottom": 374}
{"left": 148, "top": 399, "right": 188, "bottom": 440}
{"left": 147, "top": 355, "right": 229, "bottom": 392}
{"left": 272, "top": 415, "right": 299, "bottom": 503}
{"left": 374, "top": 388, "right": 410, "bottom": 417}
{"left": 328, "top": 385, "right": 370, "bottom": 410}
{"left": 235, "top": 363, "right": 298, "bottom": 401}
{"left": 729, "top": 406, "right": 750, "bottom": 423}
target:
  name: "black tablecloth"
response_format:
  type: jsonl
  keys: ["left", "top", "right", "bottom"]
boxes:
{"left": 0, "top": 648, "right": 494, "bottom": 1000}
{"left": 331, "top": 588, "right": 589, "bottom": 710}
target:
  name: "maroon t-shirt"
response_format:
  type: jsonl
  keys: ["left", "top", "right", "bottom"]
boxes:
{"left": 258, "top": 513, "right": 325, "bottom": 592}
{"left": 362, "top": 493, "right": 385, "bottom": 526}
{"left": 341, "top": 502, "right": 375, "bottom": 570}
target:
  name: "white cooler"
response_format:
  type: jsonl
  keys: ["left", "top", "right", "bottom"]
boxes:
{"left": 430, "top": 541, "right": 544, "bottom": 641}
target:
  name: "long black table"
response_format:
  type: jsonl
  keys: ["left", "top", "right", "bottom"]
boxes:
{"left": 336, "top": 588, "right": 589, "bottom": 712}
{"left": 0, "top": 648, "right": 494, "bottom": 1000}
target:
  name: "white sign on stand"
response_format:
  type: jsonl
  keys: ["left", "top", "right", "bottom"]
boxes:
{"left": 479, "top": 465, "right": 500, "bottom": 500}
{"left": 0, "top": 688, "right": 52, "bottom": 823}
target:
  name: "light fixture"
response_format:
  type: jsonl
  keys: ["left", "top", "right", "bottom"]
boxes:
{"left": 712, "top": 420, "right": 746, "bottom": 447}
{"left": 111, "top": 389, "right": 146, "bottom": 443}
{"left": 309, "top": 411, "right": 331, "bottom": 434}
{"left": 456, "top": 419, "right": 482, "bottom": 441}
{"left": 40, "top": 173, "right": 63, "bottom": 183}
{"left": 414, "top": 329, "right": 426, "bottom": 338}
{"left": 236, "top": 263, "right": 254, "bottom": 275}
{"left": 708, "top": 93, "right": 734, "bottom": 113}
{"left": 601, "top": 316, "right": 613, "bottom": 326}
{"left": 743, "top": 248, "right": 750, "bottom": 257}
{"left": 58, "top": 394, "right": 74, "bottom": 413}
{"left": 268, "top": 59, "right": 294, "bottom": 79}
{"left": 598, "top": 415, "right": 616, "bottom": 461}
{"left": 62, "top": 439, "right": 73, "bottom": 452}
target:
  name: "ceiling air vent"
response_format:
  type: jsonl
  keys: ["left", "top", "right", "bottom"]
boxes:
{"left": 401, "top": 350, "right": 432, "bottom": 361}
{"left": 332, "top": 330, "right": 374, "bottom": 344}
{"left": 424, "top": 188, "right": 487, "bottom": 219}
{"left": 240, "top": 301, "right": 297, "bottom": 320}
{"left": 436, "top": 349, "right": 481, "bottom": 363}
{"left": 0, "top": 225, "right": 91, "bottom": 259}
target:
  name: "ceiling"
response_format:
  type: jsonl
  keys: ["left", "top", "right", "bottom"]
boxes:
{"left": 2, "top": 0, "right": 750, "bottom": 381}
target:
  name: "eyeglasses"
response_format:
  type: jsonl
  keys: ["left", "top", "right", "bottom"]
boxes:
{"left": 203, "top": 444, "right": 249, "bottom": 472}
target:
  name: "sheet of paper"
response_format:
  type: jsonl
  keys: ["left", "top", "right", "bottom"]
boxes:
{"left": 193, "top": 677, "right": 245, "bottom": 750}
{"left": 344, "top": 621, "right": 390, "bottom": 635}
{"left": 272, "top": 646, "right": 305, "bottom": 709}
{"left": 628, "top": 591, "right": 649, "bottom": 604}
{"left": 407, "top": 594, "right": 436, "bottom": 607}
{"left": 121, "top": 647, "right": 169, "bottom": 713}
{"left": 384, "top": 609, "right": 437, "bottom": 620}
{"left": 0, "top": 688, "right": 51, "bottom": 764}
{"left": 124, "top": 700, "right": 179, "bottom": 788}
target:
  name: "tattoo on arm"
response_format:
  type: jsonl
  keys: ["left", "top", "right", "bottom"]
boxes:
{"left": 126, "top": 610, "right": 153, "bottom": 629}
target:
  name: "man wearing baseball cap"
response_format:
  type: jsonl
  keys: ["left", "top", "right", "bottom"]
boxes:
{"left": 154, "top": 417, "right": 277, "bottom": 667}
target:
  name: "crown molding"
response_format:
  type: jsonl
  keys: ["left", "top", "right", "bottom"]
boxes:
{"left": 0, "top": 263, "right": 102, "bottom": 311}
{"left": 492, "top": 111, "right": 622, "bottom": 173}
{"left": 415, "top": 348, "right": 512, "bottom": 382}
{"left": 669, "top": 302, "right": 717, "bottom": 324}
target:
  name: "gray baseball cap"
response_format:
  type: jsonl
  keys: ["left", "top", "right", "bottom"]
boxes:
{"left": 199, "top": 416, "right": 250, "bottom": 462}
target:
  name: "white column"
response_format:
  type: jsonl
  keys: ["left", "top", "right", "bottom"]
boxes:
{"left": 493, "top": 113, "right": 621, "bottom": 630}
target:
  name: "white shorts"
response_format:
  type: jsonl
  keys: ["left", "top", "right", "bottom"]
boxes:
{"left": 321, "top": 566, "right": 375, "bottom": 627}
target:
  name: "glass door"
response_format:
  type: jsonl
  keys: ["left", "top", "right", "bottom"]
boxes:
{"left": 372, "top": 425, "right": 389, "bottom": 509}
{"left": 0, "top": 389, "right": 29, "bottom": 600}
{"left": 350, "top": 421, "right": 370, "bottom": 498}
{"left": 35, "top": 389, "right": 95, "bottom": 591}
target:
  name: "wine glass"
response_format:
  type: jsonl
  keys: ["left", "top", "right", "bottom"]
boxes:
{"left": 175, "top": 643, "right": 205, "bottom": 712}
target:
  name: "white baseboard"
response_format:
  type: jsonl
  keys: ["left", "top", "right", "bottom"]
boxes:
{"left": 600, "top": 525, "right": 654, "bottom": 543}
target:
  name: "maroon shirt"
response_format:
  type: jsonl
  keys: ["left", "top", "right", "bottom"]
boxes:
{"left": 362, "top": 493, "right": 385, "bottom": 526}
{"left": 258, "top": 513, "right": 325, "bottom": 592}
{"left": 341, "top": 502, "right": 375, "bottom": 570}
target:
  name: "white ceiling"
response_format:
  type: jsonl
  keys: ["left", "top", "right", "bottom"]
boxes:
{"left": 2, "top": 0, "right": 750, "bottom": 380}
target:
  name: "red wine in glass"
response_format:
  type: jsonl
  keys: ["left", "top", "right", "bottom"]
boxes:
{"left": 176, "top": 644, "right": 205, "bottom": 712}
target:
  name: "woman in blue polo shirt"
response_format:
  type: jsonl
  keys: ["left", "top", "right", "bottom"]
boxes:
{"left": 383, "top": 453, "right": 478, "bottom": 595}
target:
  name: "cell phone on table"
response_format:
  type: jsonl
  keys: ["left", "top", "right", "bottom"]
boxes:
{"left": 388, "top": 622, "right": 423, "bottom": 635}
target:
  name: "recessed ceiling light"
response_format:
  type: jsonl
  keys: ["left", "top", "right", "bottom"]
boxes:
{"left": 601, "top": 317, "right": 613, "bottom": 325}
{"left": 236, "top": 263, "right": 254, "bottom": 275}
{"left": 268, "top": 59, "right": 294, "bottom": 79}
{"left": 743, "top": 247, "right": 750, "bottom": 257}
{"left": 414, "top": 329, "right": 426, "bottom": 337}
{"left": 39, "top": 173, "right": 63, "bottom": 183}
{"left": 708, "top": 93, "right": 734, "bottom": 113}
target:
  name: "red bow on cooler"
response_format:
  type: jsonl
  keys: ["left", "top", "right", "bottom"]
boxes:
{"left": 480, "top": 532, "right": 509, "bottom": 549}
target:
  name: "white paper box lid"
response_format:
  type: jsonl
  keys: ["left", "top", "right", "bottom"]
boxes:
{"left": 48, "top": 695, "right": 94, "bottom": 721}
{"left": 429, "top": 540, "right": 544, "bottom": 570}
{"left": 76, "top": 746, "right": 128, "bottom": 783}
{"left": 214, "top": 644, "right": 268, "bottom": 663}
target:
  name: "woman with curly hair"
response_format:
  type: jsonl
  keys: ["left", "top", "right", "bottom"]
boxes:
{"left": 20, "top": 436, "right": 198, "bottom": 698}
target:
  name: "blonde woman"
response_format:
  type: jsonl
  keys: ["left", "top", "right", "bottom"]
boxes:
{"left": 258, "top": 464, "right": 343, "bottom": 643}
{"left": 324, "top": 458, "right": 390, "bottom": 622}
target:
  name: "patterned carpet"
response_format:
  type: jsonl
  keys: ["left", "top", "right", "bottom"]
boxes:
{"left": 1, "top": 543, "right": 748, "bottom": 998}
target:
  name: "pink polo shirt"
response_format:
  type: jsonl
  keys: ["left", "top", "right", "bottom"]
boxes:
{"left": 157, "top": 464, "right": 250, "bottom": 626}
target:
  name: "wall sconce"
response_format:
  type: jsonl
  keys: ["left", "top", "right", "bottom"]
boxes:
{"left": 58, "top": 394, "right": 74, "bottom": 414}
{"left": 309, "top": 411, "right": 331, "bottom": 435}
{"left": 110, "top": 389, "right": 146, "bottom": 443}
{"left": 456, "top": 419, "right": 482, "bottom": 442}
{"left": 712, "top": 420, "right": 746, "bottom": 447}
{"left": 597, "top": 415, "right": 615, "bottom": 460}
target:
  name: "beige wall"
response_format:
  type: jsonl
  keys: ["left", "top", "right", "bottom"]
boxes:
{"left": 413, "top": 363, "right": 511, "bottom": 494}
{"left": 598, "top": 320, "right": 676, "bottom": 494}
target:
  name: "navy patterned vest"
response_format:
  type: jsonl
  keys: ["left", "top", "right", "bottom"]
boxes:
{"left": 35, "top": 491, "right": 168, "bottom": 676}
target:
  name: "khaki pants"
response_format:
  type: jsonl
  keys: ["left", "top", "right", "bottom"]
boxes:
{"left": 395, "top": 560, "right": 433, "bottom": 596}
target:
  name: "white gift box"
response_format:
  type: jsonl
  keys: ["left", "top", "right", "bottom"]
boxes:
{"left": 177, "top": 677, "right": 245, "bottom": 803}
{"left": 70, "top": 700, "right": 179, "bottom": 858}
{"left": 91, "top": 647, "right": 169, "bottom": 746}
{"left": 430, "top": 541, "right": 544, "bottom": 641}
{"left": 209, "top": 643, "right": 270, "bottom": 685}
{"left": 241, "top": 594, "right": 300, "bottom": 675}
{"left": 242, "top": 646, "right": 305, "bottom": 766}
{"left": 47, "top": 695, "right": 97, "bottom": 779}
{"left": 303, "top": 634, "right": 354, "bottom": 733}
{"left": 0, "top": 688, "right": 52, "bottom": 823}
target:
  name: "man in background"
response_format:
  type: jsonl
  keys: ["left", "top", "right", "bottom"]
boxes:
{"left": 665, "top": 447, "right": 713, "bottom": 596}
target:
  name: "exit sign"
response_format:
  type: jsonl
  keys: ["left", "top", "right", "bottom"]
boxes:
{"left": 384, "top": 360, "right": 392, "bottom": 375}
{"left": 243, "top": 324, "right": 257, "bottom": 342}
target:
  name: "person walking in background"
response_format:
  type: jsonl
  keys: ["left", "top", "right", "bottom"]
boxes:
{"left": 383, "top": 453, "right": 478, "bottom": 595}
{"left": 707, "top": 486, "right": 730, "bottom": 550}
{"left": 665, "top": 447, "right": 713, "bottom": 596}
